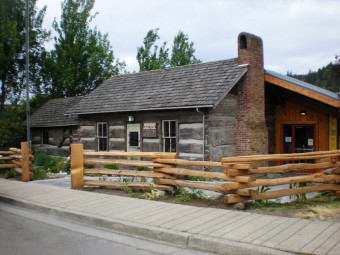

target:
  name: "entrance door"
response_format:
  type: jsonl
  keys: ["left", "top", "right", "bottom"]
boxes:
{"left": 126, "top": 124, "right": 140, "bottom": 152}
{"left": 283, "top": 125, "right": 315, "bottom": 154}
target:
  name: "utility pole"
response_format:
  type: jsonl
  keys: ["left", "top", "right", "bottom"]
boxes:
{"left": 25, "top": 0, "right": 31, "bottom": 148}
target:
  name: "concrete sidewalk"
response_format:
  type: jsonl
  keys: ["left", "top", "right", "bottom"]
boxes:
{"left": 0, "top": 179, "right": 338, "bottom": 255}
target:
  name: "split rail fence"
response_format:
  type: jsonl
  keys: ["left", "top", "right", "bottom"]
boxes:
{"left": 70, "top": 144, "right": 340, "bottom": 204}
{"left": 0, "top": 142, "right": 33, "bottom": 182}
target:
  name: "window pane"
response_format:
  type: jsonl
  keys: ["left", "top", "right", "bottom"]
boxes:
{"left": 98, "top": 123, "right": 102, "bottom": 137}
{"left": 99, "top": 137, "right": 107, "bottom": 151}
{"left": 170, "top": 138, "right": 176, "bottom": 152}
{"left": 170, "top": 121, "right": 176, "bottom": 137}
{"left": 164, "top": 121, "right": 169, "bottom": 137}
{"left": 164, "top": 138, "right": 171, "bottom": 152}
{"left": 102, "top": 123, "right": 107, "bottom": 137}
{"left": 129, "top": 132, "right": 139, "bottom": 146}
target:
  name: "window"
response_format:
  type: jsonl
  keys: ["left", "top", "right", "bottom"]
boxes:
{"left": 42, "top": 131, "right": 49, "bottom": 145}
{"left": 129, "top": 132, "right": 139, "bottom": 146}
{"left": 97, "top": 122, "right": 108, "bottom": 151}
{"left": 162, "top": 120, "right": 177, "bottom": 152}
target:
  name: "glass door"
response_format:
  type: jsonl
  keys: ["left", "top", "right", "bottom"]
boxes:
{"left": 283, "top": 125, "right": 315, "bottom": 154}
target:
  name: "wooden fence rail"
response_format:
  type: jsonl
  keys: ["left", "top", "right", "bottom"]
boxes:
{"left": 70, "top": 144, "right": 340, "bottom": 204}
{"left": 0, "top": 142, "right": 33, "bottom": 182}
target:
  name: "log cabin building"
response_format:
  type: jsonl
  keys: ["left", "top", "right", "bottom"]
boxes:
{"left": 29, "top": 97, "right": 82, "bottom": 156}
{"left": 31, "top": 32, "right": 340, "bottom": 160}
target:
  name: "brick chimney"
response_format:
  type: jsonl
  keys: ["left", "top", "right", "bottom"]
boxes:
{"left": 235, "top": 32, "right": 268, "bottom": 156}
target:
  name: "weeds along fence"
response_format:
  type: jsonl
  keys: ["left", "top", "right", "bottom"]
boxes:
{"left": 0, "top": 142, "right": 33, "bottom": 182}
{"left": 70, "top": 144, "right": 340, "bottom": 204}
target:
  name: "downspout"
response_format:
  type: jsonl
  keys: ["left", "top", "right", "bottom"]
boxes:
{"left": 196, "top": 108, "right": 205, "bottom": 161}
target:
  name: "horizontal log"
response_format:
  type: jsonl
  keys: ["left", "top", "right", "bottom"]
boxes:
{"left": 221, "top": 150, "right": 340, "bottom": 164}
{"left": 223, "top": 163, "right": 252, "bottom": 170}
{"left": 252, "top": 174, "right": 340, "bottom": 186}
{"left": 9, "top": 148, "right": 21, "bottom": 153}
{"left": 322, "top": 168, "right": 340, "bottom": 174}
{"left": 155, "top": 167, "right": 232, "bottom": 181}
{"left": 224, "top": 169, "right": 251, "bottom": 177}
{"left": 252, "top": 184, "right": 340, "bottom": 200}
{"left": 84, "top": 180, "right": 173, "bottom": 191}
{"left": 224, "top": 184, "right": 340, "bottom": 204}
{"left": 84, "top": 159, "right": 167, "bottom": 168}
{"left": 0, "top": 164, "right": 16, "bottom": 169}
{"left": 84, "top": 151, "right": 177, "bottom": 159}
{"left": 0, "top": 157, "right": 12, "bottom": 160}
{"left": 234, "top": 176, "right": 254, "bottom": 183}
{"left": 158, "top": 178, "right": 225, "bottom": 193}
{"left": 154, "top": 158, "right": 222, "bottom": 167}
{"left": 84, "top": 169, "right": 174, "bottom": 179}
{"left": 11, "top": 160, "right": 22, "bottom": 167}
{"left": 223, "top": 173, "right": 340, "bottom": 190}
{"left": 0, "top": 151, "right": 15, "bottom": 155}
{"left": 236, "top": 188, "right": 256, "bottom": 196}
{"left": 255, "top": 161, "right": 340, "bottom": 174}
{"left": 223, "top": 182, "right": 246, "bottom": 191}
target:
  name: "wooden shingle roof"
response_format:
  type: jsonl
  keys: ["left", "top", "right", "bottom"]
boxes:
{"left": 30, "top": 97, "right": 82, "bottom": 128}
{"left": 67, "top": 58, "right": 248, "bottom": 115}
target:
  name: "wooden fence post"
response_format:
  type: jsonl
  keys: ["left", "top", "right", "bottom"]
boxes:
{"left": 21, "top": 142, "right": 30, "bottom": 182}
{"left": 71, "top": 143, "right": 84, "bottom": 189}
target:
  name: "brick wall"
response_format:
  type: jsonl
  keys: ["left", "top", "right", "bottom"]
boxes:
{"left": 236, "top": 32, "right": 268, "bottom": 156}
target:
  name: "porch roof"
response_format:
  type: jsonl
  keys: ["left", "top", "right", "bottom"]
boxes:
{"left": 265, "top": 70, "right": 340, "bottom": 108}
{"left": 30, "top": 97, "right": 82, "bottom": 128}
{"left": 67, "top": 58, "right": 248, "bottom": 115}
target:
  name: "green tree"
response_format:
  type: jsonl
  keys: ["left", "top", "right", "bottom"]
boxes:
{"left": 136, "top": 28, "right": 169, "bottom": 71}
{"left": 44, "top": 0, "right": 125, "bottom": 97}
{"left": 0, "top": 0, "right": 49, "bottom": 116}
{"left": 137, "top": 29, "right": 201, "bottom": 72}
{"left": 0, "top": 106, "right": 25, "bottom": 150}
{"left": 170, "top": 30, "right": 201, "bottom": 66}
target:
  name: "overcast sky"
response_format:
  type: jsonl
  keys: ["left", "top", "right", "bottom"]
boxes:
{"left": 36, "top": 0, "right": 340, "bottom": 74}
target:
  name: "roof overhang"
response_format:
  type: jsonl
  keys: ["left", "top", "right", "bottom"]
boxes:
{"left": 265, "top": 71, "right": 340, "bottom": 108}
{"left": 70, "top": 105, "right": 214, "bottom": 116}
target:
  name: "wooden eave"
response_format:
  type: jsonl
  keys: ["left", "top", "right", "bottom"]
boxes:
{"left": 265, "top": 74, "right": 340, "bottom": 108}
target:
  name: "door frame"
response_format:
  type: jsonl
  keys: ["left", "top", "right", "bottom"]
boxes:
{"left": 126, "top": 123, "right": 141, "bottom": 152}
{"left": 277, "top": 121, "right": 318, "bottom": 154}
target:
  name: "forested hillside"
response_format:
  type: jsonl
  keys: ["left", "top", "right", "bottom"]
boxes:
{"left": 288, "top": 57, "right": 340, "bottom": 92}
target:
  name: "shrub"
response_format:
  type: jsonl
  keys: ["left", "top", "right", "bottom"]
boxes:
{"left": 105, "top": 164, "right": 119, "bottom": 170}
{"left": 32, "top": 167, "right": 47, "bottom": 180}
{"left": 33, "top": 150, "right": 66, "bottom": 173}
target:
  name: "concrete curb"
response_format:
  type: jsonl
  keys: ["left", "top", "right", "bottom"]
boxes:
{"left": 0, "top": 195, "right": 292, "bottom": 255}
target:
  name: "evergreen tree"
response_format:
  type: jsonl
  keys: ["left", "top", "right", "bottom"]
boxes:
{"left": 44, "top": 0, "right": 125, "bottom": 97}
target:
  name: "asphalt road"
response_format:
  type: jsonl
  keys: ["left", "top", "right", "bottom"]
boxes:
{"left": 0, "top": 203, "right": 214, "bottom": 255}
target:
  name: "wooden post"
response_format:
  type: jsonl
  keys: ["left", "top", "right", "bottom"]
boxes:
{"left": 71, "top": 143, "right": 84, "bottom": 189}
{"left": 21, "top": 142, "right": 30, "bottom": 182}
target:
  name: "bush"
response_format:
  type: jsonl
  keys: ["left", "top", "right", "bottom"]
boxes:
{"left": 32, "top": 167, "right": 47, "bottom": 180}
{"left": 104, "top": 164, "right": 119, "bottom": 170}
{"left": 33, "top": 150, "right": 67, "bottom": 173}
{"left": 34, "top": 150, "right": 51, "bottom": 166}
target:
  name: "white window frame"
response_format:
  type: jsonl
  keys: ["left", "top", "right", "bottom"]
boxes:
{"left": 97, "top": 122, "right": 108, "bottom": 151}
{"left": 162, "top": 120, "right": 177, "bottom": 152}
